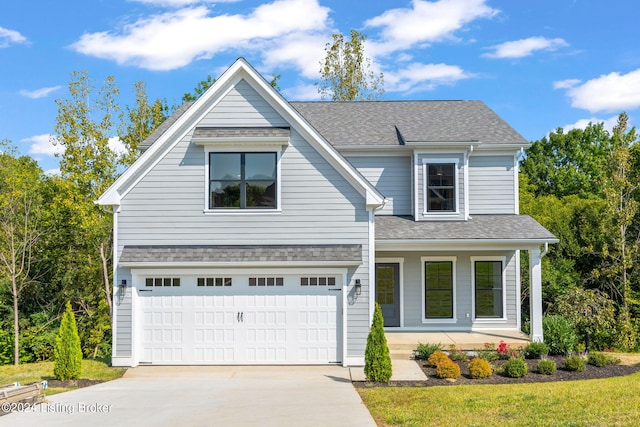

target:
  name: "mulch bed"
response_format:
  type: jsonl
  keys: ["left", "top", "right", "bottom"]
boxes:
{"left": 353, "top": 355, "right": 640, "bottom": 388}
{"left": 45, "top": 379, "right": 104, "bottom": 388}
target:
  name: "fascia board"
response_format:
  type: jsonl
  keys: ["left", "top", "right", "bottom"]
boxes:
{"left": 376, "top": 238, "right": 559, "bottom": 251}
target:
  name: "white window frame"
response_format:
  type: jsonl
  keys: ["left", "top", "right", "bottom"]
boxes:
{"left": 470, "top": 256, "right": 507, "bottom": 323}
{"left": 421, "top": 256, "right": 457, "bottom": 323}
{"left": 203, "top": 145, "right": 283, "bottom": 214}
{"left": 421, "top": 158, "right": 460, "bottom": 218}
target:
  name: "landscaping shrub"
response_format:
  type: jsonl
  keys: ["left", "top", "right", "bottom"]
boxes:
{"left": 543, "top": 315, "right": 578, "bottom": 355}
{"left": 524, "top": 341, "right": 549, "bottom": 359}
{"left": 503, "top": 357, "right": 528, "bottom": 378}
{"left": 415, "top": 342, "right": 442, "bottom": 360}
{"left": 447, "top": 346, "right": 468, "bottom": 362}
{"left": 435, "top": 358, "right": 461, "bottom": 379}
{"left": 54, "top": 302, "right": 83, "bottom": 381}
{"left": 587, "top": 352, "right": 620, "bottom": 367}
{"left": 476, "top": 343, "right": 499, "bottom": 362}
{"left": 427, "top": 350, "right": 450, "bottom": 368}
{"left": 364, "top": 303, "right": 392, "bottom": 383}
{"left": 564, "top": 355, "right": 586, "bottom": 372}
{"left": 536, "top": 358, "right": 557, "bottom": 375}
{"left": 468, "top": 358, "right": 492, "bottom": 379}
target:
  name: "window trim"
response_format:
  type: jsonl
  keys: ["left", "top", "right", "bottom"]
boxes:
{"left": 421, "top": 158, "right": 460, "bottom": 216}
{"left": 471, "top": 256, "right": 507, "bottom": 323}
{"left": 421, "top": 256, "right": 457, "bottom": 323}
{"left": 203, "top": 145, "right": 283, "bottom": 214}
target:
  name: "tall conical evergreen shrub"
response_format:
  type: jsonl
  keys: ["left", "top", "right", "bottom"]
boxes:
{"left": 54, "top": 301, "right": 83, "bottom": 380}
{"left": 364, "top": 302, "right": 392, "bottom": 382}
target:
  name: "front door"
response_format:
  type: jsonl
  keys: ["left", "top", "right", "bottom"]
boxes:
{"left": 375, "top": 263, "right": 400, "bottom": 327}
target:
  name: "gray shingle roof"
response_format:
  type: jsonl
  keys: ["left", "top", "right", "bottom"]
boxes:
{"left": 291, "top": 101, "right": 528, "bottom": 146}
{"left": 120, "top": 244, "right": 362, "bottom": 264}
{"left": 193, "top": 127, "right": 290, "bottom": 139}
{"left": 376, "top": 215, "right": 557, "bottom": 241}
{"left": 139, "top": 101, "right": 194, "bottom": 151}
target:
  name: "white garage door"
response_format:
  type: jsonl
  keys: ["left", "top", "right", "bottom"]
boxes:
{"left": 138, "top": 275, "right": 342, "bottom": 365}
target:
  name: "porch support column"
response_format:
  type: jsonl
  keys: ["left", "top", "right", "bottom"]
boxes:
{"left": 528, "top": 247, "right": 543, "bottom": 342}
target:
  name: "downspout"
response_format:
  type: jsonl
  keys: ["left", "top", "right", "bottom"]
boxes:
{"left": 541, "top": 242, "right": 549, "bottom": 258}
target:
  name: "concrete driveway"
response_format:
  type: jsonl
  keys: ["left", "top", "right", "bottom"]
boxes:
{"left": 0, "top": 366, "right": 375, "bottom": 427}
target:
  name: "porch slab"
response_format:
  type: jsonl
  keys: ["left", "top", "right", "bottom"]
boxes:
{"left": 385, "top": 330, "right": 530, "bottom": 353}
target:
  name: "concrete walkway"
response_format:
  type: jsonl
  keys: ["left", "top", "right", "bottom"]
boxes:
{"left": 0, "top": 366, "right": 375, "bottom": 427}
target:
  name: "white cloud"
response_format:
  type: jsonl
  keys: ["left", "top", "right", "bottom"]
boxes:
{"left": 365, "top": 0, "right": 498, "bottom": 56}
{"left": 562, "top": 115, "right": 620, "bottom": 134}
{"left": 557, "top": 69, "right": 640, "bottom": 113}
{"left": 23, "top": 134, "right": 63, "bottom": 157}
{"left": 19, "top": 86, "right": 62, "bottom": 99}
{"left": 483, "top": 36, "right": 568, "bottom": 59}
{"left": 0, "top": 26, "right": 28, "bottom": 48}
{"left": 44, "top": 168, "right": 61, "bottom": 176}
{"left": 108, "top": 136, "right": 127, "bottom": 156}
{"left": 260, "top": 32, "right": 329, "bottom": 79}
{"left": 384, "top": 62, "right": 473, "bottom": 93}
{"left": 71, "top": 0, "right": 331, "bottom": 71}
{"left": 281, "top": 83, "right": 321, "bottom": 100}
{"left": 553, "top": 79, "right": 581, "bottom": 90}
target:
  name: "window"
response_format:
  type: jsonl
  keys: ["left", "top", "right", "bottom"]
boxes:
{"left": 300, "top": 277, "right": 336, "bottom": 286}
{"left": 209, "top": 152, "right": 277, "bottom": 209}
{"left": 424, "top": 261, "right": 453, "bottom": 319}
{"left": 249, "top": 277, "right": 284, "bottom": 286}
{"left": 474, "top": 261, "right": 503, "bottom": 318}
{"left": 197, "top": 277, "right": 232, "bottom": 287}
{"left": 426, "top": 163, "right": 456, "bottom": 212}
{"left": 145, "top": 277, "right": 180, "bottom": 287}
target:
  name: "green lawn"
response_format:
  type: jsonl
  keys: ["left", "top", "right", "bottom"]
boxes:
{"left": 358, "top": 372, "right": 640, "bottom": 427}
{"left": 0, "top": 359, "right": 126, "bottom": 395}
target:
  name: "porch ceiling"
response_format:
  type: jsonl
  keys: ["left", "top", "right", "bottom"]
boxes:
{"left": 375, "top": 215, "right": 557, "bottom": 247}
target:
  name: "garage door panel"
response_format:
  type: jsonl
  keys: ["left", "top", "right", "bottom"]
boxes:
{"left": 139, "top": 277, "right": 341, "bottom": 365}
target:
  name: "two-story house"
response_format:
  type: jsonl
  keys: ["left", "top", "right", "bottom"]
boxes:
{"left": 98, "top": 58, "right": 557, "bottom": 367}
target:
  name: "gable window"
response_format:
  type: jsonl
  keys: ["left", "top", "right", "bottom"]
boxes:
{"left": 209, "top": 152, "right": 277, "bottom": 209}
{"left": 474, "top": 260, "right": 504, "bottom": 319}
{"left": 426, "top": 163, "right": 456, "bottom": 212}
{"left": 423, "top": 259, "right": 455, "bottom": 319}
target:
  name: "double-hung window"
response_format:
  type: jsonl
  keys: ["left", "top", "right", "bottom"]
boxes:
{"left": 473, "top": 259, "right": 504, "bottom": 319}
{"left": 209, "top": 152, "right": 277, "bottom": 209}
{"left": 426, "top": 163, "right": 456, "bottom": 212}
{"left": 423, "top": 259, "right": 455, "bottom": 320}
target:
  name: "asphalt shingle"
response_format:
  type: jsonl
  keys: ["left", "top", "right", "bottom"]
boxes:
{"left": 375, "top": 215, "right": 557, "bottom": 241}
{"left": 291, "top": 101, "right": 528, "bottom": 146}
{"left": 193, "top": 127, "right": 290, "bottom": 139}
{"left": 120, "top": 244, "right": 362, "bottom": 264}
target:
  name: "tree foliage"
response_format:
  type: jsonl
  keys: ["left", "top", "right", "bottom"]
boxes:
{"left": 119, "top": 81, "right": 169, "bottom": 167}
{"left": 521, "top": 112, "right": 640, "bottom": 350}
{"left": 54, "top": 301, "right": 83, "bottom": 380}
{"left": 0, "top": 143, "right": 44, "bottom": 365}
{"left": 364, "top": 302, "right": 392, "bottom": 382}
{"left": 318, "top": 30, "right": 384, "bottom": 101}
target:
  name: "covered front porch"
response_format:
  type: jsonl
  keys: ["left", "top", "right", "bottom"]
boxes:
{"left": 374, "top": 215, "right": 559, "bottom": 344}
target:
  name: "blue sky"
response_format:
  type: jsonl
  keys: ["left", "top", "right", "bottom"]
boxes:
{"left": 2, "top": 0, "right": 640, "bottom": 174}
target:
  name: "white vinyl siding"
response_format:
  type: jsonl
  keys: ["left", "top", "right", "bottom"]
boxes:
{"left": 376, "top": 251, "right": 518, "bottom": 330}
{"left": 116, "top": 79, "right": 371, "bottom": 360}
{"left": 198, "top": 79, "right": 289, "bottom": 127}
{"left": 468, "top": 156, "right": 516, "bottom": 214}
{"left": 346, "top": 155, "right": 412, "bottom": 215}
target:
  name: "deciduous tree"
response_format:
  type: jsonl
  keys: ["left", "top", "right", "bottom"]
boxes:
{"left": 318, "top": 30, "right": 384, "bottom": 101}
{"left": 0, "top": 142, "right": 44, "bottom": 365}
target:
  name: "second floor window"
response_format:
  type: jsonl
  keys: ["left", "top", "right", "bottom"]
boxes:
{"left": 426, "top": 163, "right": 456, "bottom": 212}
{"left": 209, "top": 152, "right": 277, "bottom": 209}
